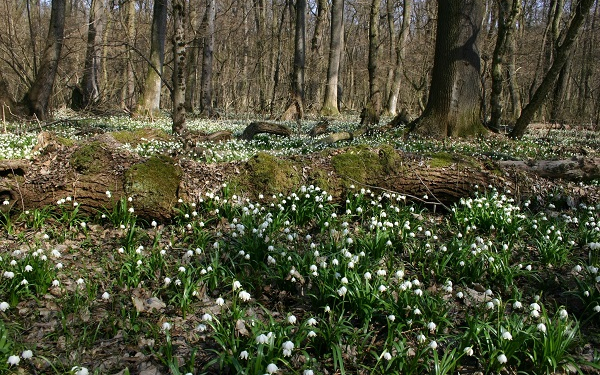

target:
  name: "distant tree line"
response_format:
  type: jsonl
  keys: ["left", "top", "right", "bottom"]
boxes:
{"left": 0, "top": 0, "right": 598, "bottom": 137}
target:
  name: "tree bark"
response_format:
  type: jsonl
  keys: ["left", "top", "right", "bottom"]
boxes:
{"left": 321, "top": 0, "right": 344, "bottom": 116}
{"left": 120, "top": 0, "right": 136, "bottom": 111}
{"left": 510, "top": 0, "right": 595, "bottom": 139}
{"left": 20, "top": 0, "right": 66, "bottom": 120}
{"left": 410, "top": 0, "right": 485, "bottom": 138}
{"left": 489, "top": 0, "right": 520, "bottom": 130}
{"left": 137, "top": 0, "right": 168, "bottom": 117}
{"left": 386, "top": 0, "right": 412, "bottom": 116}
{"left": 172, "top": 0, "right": 187, "bottom": 135}
{"left": 200, "top": 0, "right": 216, "bottom": 117}
{"left": 281, "top": 0, "right": 306, "bottom": 122}
{"left": 77, "top": 0, "right": 105, "bottom": 109}
{"left": 361, "top": 0, "right": 382, "bottom": 126}
{"left": 240, "top": 122, "right": 292, "bottom": 140}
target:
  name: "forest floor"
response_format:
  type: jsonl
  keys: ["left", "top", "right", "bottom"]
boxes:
{"left": 0, "top": 113, "right": 600, "bottom": 374}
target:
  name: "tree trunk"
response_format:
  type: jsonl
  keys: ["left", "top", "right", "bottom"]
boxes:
{"left": 410, "top": 0, "right": 485, "bottom": 138}
{"left": 506, "top": 31, "right": 521, "bottom": 120}
{"left": 77, "top": 0, "right": 105, "bottom": 109}
{"left": 489, "top": 0, "right": 520, "bottom": 130}
{"left": 200, "top": 0, "right": 216, "bottom": 117}
{"left": 184, "top": 1, "right": 201, "bottom": 112}
{"left": 386, "top": 0, "right": 412, "bottom": 116}
{"left": 510, "top": 0, "right": 595, "bottom": 139}
{"left": 120, "top": 0, "right": 136, "bottom": 111}
{"left": 361, "top": 0, "right": 382, "bottom": 126}
{"left": 281, "top": 0, "right": 306, "bottom": 121}
{"left": 172, "top": 0, "right": 187, "bottom": 135}
{"left": 321, "top": 0, "right": 344, "bottom": 116}
{"left": 137, "top": 0, "right": 168, "bottom": 117}
{"left": 20, "top": 0, "right": 66, "bottom": 120}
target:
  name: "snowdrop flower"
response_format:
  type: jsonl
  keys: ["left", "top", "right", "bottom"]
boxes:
{"left": 464, "top": 346, "right": 474, "bottom": 356}
{"left": 530, "top": 302, "right": 541, "bottom": 311}
{"left": 379, "top": 285, "right": 387, "bottom": 292}
{"left": 417, "top": 333, "right": 426, "bottom": 343}
{"left": 304, "top": 370, "right": 314, "bottom": 375}
{"left": 72, "top": 367, "right": 89, "bottom": 375}
{"left": 537, "top": 323, "right": 547, "bottom": 333}
{"left": 427, "top": 322, "right": 437, "bottom": 332}
{"left": 429, "top": 340, "right": 438, "bottom": 350}
{"left": 288, "top": 315, "right": 297, "bottom": 324}
{"left": 24, "top": 265, "right": 33, "bottom": 272}
{"left": 388, "top": 315, "right": 396, "bottom": 322}
{"left": 202, "top": 313, "right": 213, "bottom": 322}
{"left": 164, "top": 277, "right": 171, "bottom": 286}
{"left": 21, "top": 349, "right": 33, "bottom": 359}
{"left": 162, "top": 322, "right": 172, "bottom": 331}
{"left": 282, "top": 340, "right": 294, "bottom": 357}
{"left": 382, "top": 351, "right": 392, "bottom": 360}
{"left": 308, "top": 330, "right": 317, "bottom": 337}
{"left": 3, "top": 271, "right": 15, "bottom": 279}
{"left": 266, "top": 363, "right": 278, "bottom": 374}
{"left": 233, "top": 280, "right": 242, "bottom": 290}
{"left": 364, "top": 272, "right": 372, "bottom": 280}
{"left": 337, "top": 286, "right": 348, "bottom": 297}
{"left": 239, "top": 350, "right": 249, "bottom": 360}
{"left": 414, "top": 288, "right": 423, "bottom": 296}
{"left": 216, "top": 297, "right": 225, "bottom": 306}
{"left": 21, "top": 279, "right": 29, "bottom": 286}
{"left": 7, "top": 355, "right": 20, "bottom": 365}
{"left": 486, "top": 301, "right": 494, "bottom": 310}
{"left": 341, "top": 277, "right": 348, "bottom": 284}
{"left": 456, "top": 291, "right": 464, "bottom": 299}
{"left": 102, "top": 292, "right": 110, "bottom": 300}
{"left": 239, "top": 290, "right": 251, "bottom": 302}
{"left": 196, "top": 324, "right": 207, "bottom": 332}
{"left": 0, "top": 302, "right": 9, "bottom": 312}
{"left": 593, "top": 305, "right": 600, "bottom": 313}
{"left": 52, "top": 280, "right": 60, "bottom": 287}
{"left": 513, "top": 301, "right": 522, "bottom": 309}
{"left": 497, "top": 353, "right": 508, "bottom": 364}
{"left": 414, "top": 308, "right": 422, "bottom": 315}
{"left": 501, "top": 330, "right": 513, "bottom": 340}
{"left": 531, "top": 309, "right": 540, "bottom": 318}
{"left": 559, "top": 308, "right": 568, "bottom": 319}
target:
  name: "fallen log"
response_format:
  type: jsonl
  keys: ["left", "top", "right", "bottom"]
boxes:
{"left": 240, "top": 122, "right": 292, "bottom": 141}
{"left": 498, "top": 157, "right": 600, "bottom": 182}
{"left": 1, "top": 134, "right": 598, "bottom": 221}
{"left": 308, "top": 120, "right": 330, "bottom": 137}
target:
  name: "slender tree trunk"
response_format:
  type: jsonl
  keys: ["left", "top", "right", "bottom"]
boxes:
{"left": 489, "top": 0, "right": 520, "bottom": 130}
{"left": 506, "top": 30, "right": 521, "bottom": 120}
{"left": 281, "top": 0, "right": 306, "bottom": 121}
{"left": 184, "top": 1, "right": 200, "bottom": 112}
{"left": 510, "top": 0, "right": 595, "bottom": 139}
{"left": 21, "top": 0, "right": 66, "bottom": 120}
{"left": 411, "top": 0, "right": 485, "bottom": 138}
{"left": 311, "top": 0, "right": 327, "bottom": 53}
{"left": 121, "top": 0, "right": 136, "bottom": 111}
{"left": 200, "top": 0, "right": 216, "bottom": 116}
{"left": 78, "top": 0, "right": 105, "bottom": 109}
{"left": 26, "top": 0, "right": 39, "bottom": 76}
{"left": 321, "top": 0, "right": 344, "bottom": 116}
{"left": 269, "top": 2, "right": 288, "bottom": 116}
{"left": 172, "top": 0, "right": 186, "bottom": 135}
{"left": 386, "top": 0, "right": 412, "bottom": 116}
{"left": 137, "top": 0, "right": 168, "bottom": 116}
{"left": 253, "top": 0, "right": 267, "bottom": 112}
{"left": 361, "top": 0, "right": 382, "bottom": 126}
{"left": 578, "top": 1, "right": 597, "bottom": 116}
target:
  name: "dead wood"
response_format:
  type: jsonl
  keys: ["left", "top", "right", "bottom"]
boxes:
{"left": 308, "top": 120, "right": 330, "bottom": 137}
{"left": 498, "top": 157, "right": 600, "bottom": 182}
{"left": 240, "top": 122, "right": 292, "bottom": 141}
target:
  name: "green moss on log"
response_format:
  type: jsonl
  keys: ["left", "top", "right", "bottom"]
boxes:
{"left": 124, "top": 155, "right": 181, "bottom": 220}
{"left": 112, "top": 128, "right": 172, "bottom": 147}
{"left": 331, "top": 145, "right": 402, "bottom": 186}
{"left": 70, "top": 142, "right": 110, "bottom": 174}
{"left": 241, "top": 152, "right": 300, "bottom": 197}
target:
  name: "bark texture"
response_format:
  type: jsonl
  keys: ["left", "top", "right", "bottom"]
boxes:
{"left": 172, "top": 0, "right": 186, "bottom": 135}
{"left": 20, "top": 0, "right": 66, "bottom": 120}
{"left": 77, "top": 0, "right": 105, "bottom": 109}
{"left": 410, "top": 0, "right": 485, "bottom": 138}
{"left": 321, "top": 0, "right": 344, "bottom": 116}
{"left": 200, "top": 0, "right": 216, "bottom": 117}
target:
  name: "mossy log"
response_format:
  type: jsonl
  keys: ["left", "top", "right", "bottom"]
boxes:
{"left": 240, "top": 122, "right": 292, "bottom": 140}
{"left": 498, "top": 157, "right": 600, "bottom": 182}
{"left": 1, "top": 135, "right": 599, "bottom": 221}
{"left": 308, "top": 120, "right": 330, "bottom": 137}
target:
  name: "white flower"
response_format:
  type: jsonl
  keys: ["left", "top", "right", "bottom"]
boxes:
{"left": 52, "top": 279, "right": 60, "bottom": 287}
{"left": 304, "top": 370, "right": 315, "bottom": 375}
{"left": 559, "top": 308, "right": 568, "bottom": 319}
{"left": 382, "top": 351, "right": 392, "bottom": 360}
{"left": 72, "top": 367, "right": 89, "bottom": 375}
{"left": 7, "top": 355, "right": 20, "bottom": 365}
{"left": 202, "top": 313, "right": 213, "bottom": 322}
{"left": 501, "top": 331, "right": 513, "bottom": 340}
{"left": 417, "top": 334, "right": 426, "bottom": 343}
{"left": 0, "top": 302, "right": 9, "bottom": 312}
{"left": 414, "top": 308, "right": 422, "bottom": 315}
{"left": 102, "top": 292, "right": 110, "bottom": 300}
{"left": 414, "top": 288, "right": 423, "bottom": 296}
{"left": 307, "top": 317, "right": 317, "bottom": 326}
{"left": 486, "top": 301, "right": 495, "bottom": 310}
{"left": 21, "top": 349, "right": 33, "bottom": 359}
{"left": 341, "top": 277, "right": 348, "bottom": 284}
{"left": 497, "top": 353, "right": 508, "bottom": 364}
{"left": 427, "top": 322, "right": 437, "bottom": 332}
{"left": 456, "top": 291, "right": 464, "bottom": 299}
{"left": 239, "top": 290, "right": 251, "bottom": 302}
{"left": 530, "top": 302, "right": 541, "bottom": 311}
{"left": 531, "top": 309, "right": 540, "bottom": 318}
{"left": 308, "top": 330, "right": 317, "bottom": 337}
{"left": 3, "top": 271, "right": 14, "bottom": 279}
{"left": 266, "top": 363, "right": 279, "bottom": 374}
{"left": 388, "top": 314, "right": 396, "bottom": 322}
{"left": 162, "top": 322, "right": 172, "bottom": 331}
{"left": 593, "top": 305, "right": 600, "bottom": 313}
{"left": 164, "top": 277, "right": 171, "bottom": 286}
{"left": 288, "top": 315, "right": 297, "bottom": 324}
{"left": 24, "top": 265, "right": 33, "bottom": 272}
{"left": 378, "top": 285, "right": 387, "bottom": 292}
{"left": 21, "top": 279, "right": 29, "bottom": 286}
{"left": 233, "top": 280, "right": 242, "bottom": 290}
{"left": 337, "top": 286, "right": 348, "bottom": 296}
{"left": 537, "top": 323, "right": 547, "bottom": 333}
{"left": 196, "top": 324, "right": 207, "bottom": 332}
{"left": 216, "top": 297, "right": 225, "bottom": 306}
{"left": 240, "top": 350, "right": 249, "bottom": 360}
{"left": 429, "top": 340, "right": 438, "bottom": 350}
{"left": 464, "top": 346, "right": 474, "bottom": 356}
{"left": 513, "top": 301, "right": 522, "bottom": 309}
{"left": 364, "top": 272, "right": 372, "bottom": 280}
